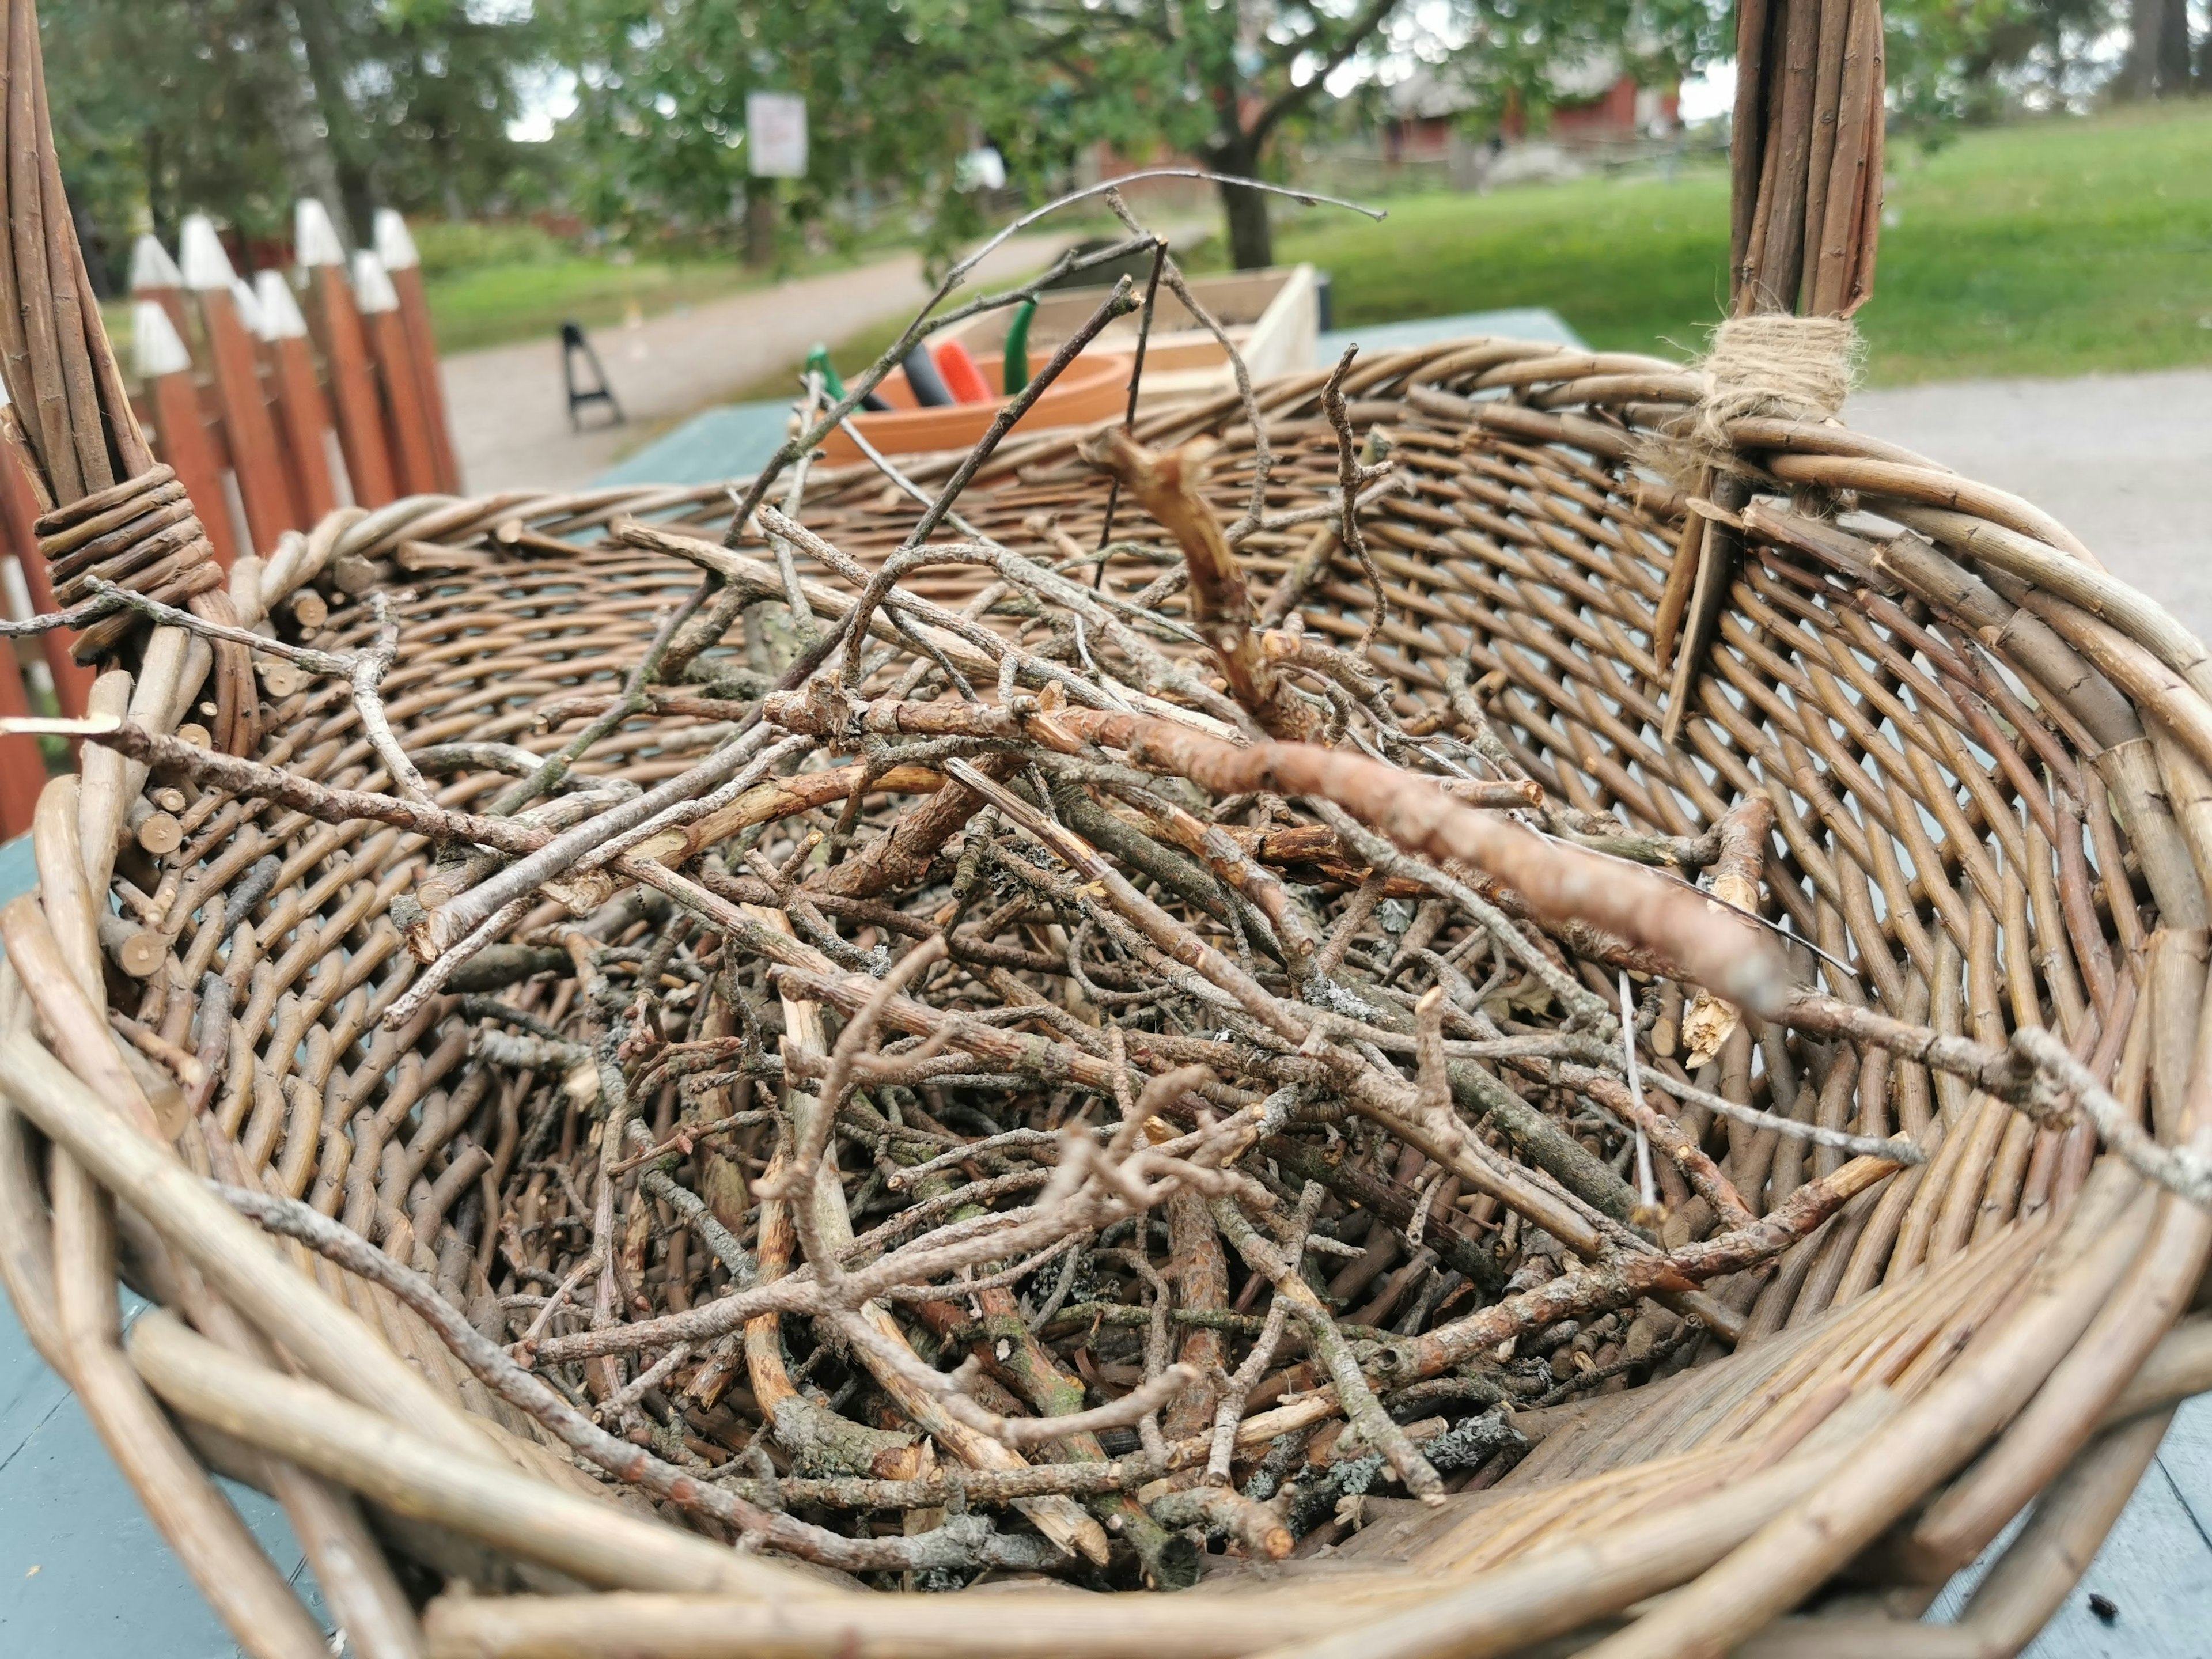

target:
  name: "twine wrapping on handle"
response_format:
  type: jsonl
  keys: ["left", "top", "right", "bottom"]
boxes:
{"left": 1643, "top": 314, "right": 1863, "bottom": 490}
{"left": 1652, "top": 0, "right": 1884, "bottom": 743}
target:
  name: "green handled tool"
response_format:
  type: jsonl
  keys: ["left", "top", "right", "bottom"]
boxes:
{"left": 1001, "top": 299, "right": 1037, "bottom": 395}
{"left": 804, "top": 343, "right": 847, "bottom": 401}
{"left": 806, "top": 342, "right": 889, "bottom": 411}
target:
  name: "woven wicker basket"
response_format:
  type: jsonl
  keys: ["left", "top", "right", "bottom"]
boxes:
{"left": 5, "top": 3, "right": 2211, "bottom": 1657}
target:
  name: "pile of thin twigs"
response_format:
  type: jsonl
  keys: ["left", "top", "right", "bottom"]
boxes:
{"left": 18, "top": 179, "right": 2209, "bottom": 1596}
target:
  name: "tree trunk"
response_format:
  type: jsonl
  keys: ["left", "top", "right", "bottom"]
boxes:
{"left": 261, "top": 2, "right": 352, "bottom": 252}
{"left": 2119, "top": 0, "right": 2178, "bottom": 96}
{"left": 1217, "top": 165, "right": 1275, "bottom": 271}
{"left": 288, "top": 0, "right": 378, "bottom": 246}
{"left": 2156, "top": 0, "right": 2192, "bottom": 93}
{"left": 745, "top": 190, "right": 778, "bottom": 268}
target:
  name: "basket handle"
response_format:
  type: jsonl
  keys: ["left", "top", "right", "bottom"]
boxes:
{"left": 0, "top": 0, "right": 153, "bottom": 502}
{"left": 0, "top": 0, "right": 257, "bottom": 755}
{"left": 1654, "top": 0, "right": 1885, "bottom": 739}
{"left": 1727, "top": 0, "right": 1885, "bottom": 320}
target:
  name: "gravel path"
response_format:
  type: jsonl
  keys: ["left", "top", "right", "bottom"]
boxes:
{"left": 1849, "top": 366, "right": 2212, "bottom": 639}
{"left": 441, "top": 232, "right": 1082, "bottom": 494}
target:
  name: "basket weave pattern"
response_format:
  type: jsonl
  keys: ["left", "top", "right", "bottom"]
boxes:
{"left": 2, "top": 335, "right": 2205, "bottom": 1657}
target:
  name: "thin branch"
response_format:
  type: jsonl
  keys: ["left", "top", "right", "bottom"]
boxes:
{"left": 1320, "top": 346, "right": 1393, "bottom": 654}
{"left": 213, "top": 1185, "right": 1058, "bottom": 1573}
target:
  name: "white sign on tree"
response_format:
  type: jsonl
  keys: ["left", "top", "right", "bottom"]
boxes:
{"left": 746, "top": 92, "right": 809, "bottom": 179}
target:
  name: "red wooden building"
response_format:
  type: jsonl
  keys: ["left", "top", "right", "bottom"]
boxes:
{"left": 1384, "top": 60, "right": 1681, "bottom": 160}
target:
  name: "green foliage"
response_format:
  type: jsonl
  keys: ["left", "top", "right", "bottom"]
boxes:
{"left": 1435, "top": 0, "right": 1730, "bottom": 128}
{"left": 539, "top": 0, "right": 1736, "bottom": 268}
{"left": 40, "top": 0, "right": 546, "bottom": 271}
{"left": 1881, "top": 0, "right": 2123, "bottom": 140}
{"left": 408, "top": 216, "right": 575, "bottom": 276}
{"left": 43, "top": 0, "right": 2166, "bottom": 307}
{"left": 43, "top": 0, "right": 301, "bottom": 253}
{"left": 539, "top": 0, "right": 1072, "bottom": 262}
{"left": 339, "top": 0, "right": 558, "bottom": 217}
{"left": 1264, "top": 106, "right": 2212, "bottom": 384}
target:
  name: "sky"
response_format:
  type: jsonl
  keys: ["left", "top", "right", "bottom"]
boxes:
{"left": 1677, "top": 62, "right": 1737, "bottom": 124}
{"left": 509, "top": 64, "right": 576, "bottom": 144}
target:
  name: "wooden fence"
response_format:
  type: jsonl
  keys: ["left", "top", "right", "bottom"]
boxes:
{"left": 0, "top": 200, "right": 462, "bottom": 836}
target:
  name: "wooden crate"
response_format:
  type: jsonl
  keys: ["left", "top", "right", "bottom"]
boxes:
{"left": 938, "top": 263, "right": 1319, "bottom": 406}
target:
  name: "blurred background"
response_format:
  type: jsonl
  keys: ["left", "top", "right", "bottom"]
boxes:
{"left": 37, "top": 0, "right": 2210, "bottom": 402}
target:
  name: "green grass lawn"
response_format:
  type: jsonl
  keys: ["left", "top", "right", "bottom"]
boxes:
{"left": 415, "top": 217, "right": 922, "bottom": 356}
{"left": 725, "top": 108, "right": 2210, "bottom": 405}
{"left": 423, "top": 256, "right": 782, "bottom": 355}
{"left": 1266, "top": 105, "right": 2212, "bottom": 384}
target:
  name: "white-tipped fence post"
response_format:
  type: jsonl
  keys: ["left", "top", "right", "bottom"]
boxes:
{"left": 296, "top": 200, "right": 395, "bottom": 508}
{"left": 351, "top": 251, "right": 438, "bottom": 498}
{"left": 180, "top": 214, "right": 294, "bottom": 556}
{"left": 128, "top": 232, "right": 188, "bottom": 343}
{"left": 254, "top": 271, "right": 338, "bottom": 520}
{"left": 132, "top": 297, "right": 237, "bottom": 570}
{"left": 374, "top": 209, "right": 460, "bottom": 493}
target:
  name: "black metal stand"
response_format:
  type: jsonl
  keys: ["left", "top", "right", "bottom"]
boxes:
{"left": 560, "top": 319, "right": 624, "bottom": 431}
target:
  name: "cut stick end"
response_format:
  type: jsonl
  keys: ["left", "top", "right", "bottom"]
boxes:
{"left": 0, "top": 715, "right": 124, "bottom": 737}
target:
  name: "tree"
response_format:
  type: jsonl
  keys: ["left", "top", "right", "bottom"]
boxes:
{"left": 540, "top": 0, "right": 1061, "bottom": 262}
{"left": 43, "top": 0, "right": 305, "bottom": 259}
{"left": 2117, "top": 0, "right": 2199, "bottom": 96}
{"left": 294, "top": 0, "right": 551, "bottom": 240}
{"left": 40, "top": 0, "right": 543, "bottom": 268}
{"left": 1006, "top": 0, "right": 1732, "bottom": 267}
{"left": 546, "top": 0, "right": 1728, "bottom": 272}
{"left": 1880, "top": 0, "right": 2184, "bottom": 123}
{"left": 1136, "top": 0, "right": 1412, "bottom": 270}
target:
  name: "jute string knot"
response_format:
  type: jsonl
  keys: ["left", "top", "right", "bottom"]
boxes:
{"left": 1646, "top": 313, "right": 1863, "bottom": 487}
